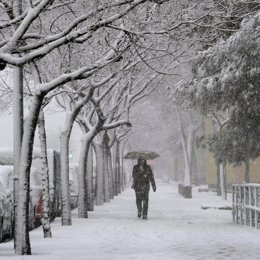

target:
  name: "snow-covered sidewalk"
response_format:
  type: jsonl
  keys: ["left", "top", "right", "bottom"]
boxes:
{"left": 1, "top": 180, "right": 260, "bottom": 260}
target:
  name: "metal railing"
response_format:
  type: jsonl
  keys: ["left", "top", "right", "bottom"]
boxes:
{"left": 232, "top": 184, "right": 260, "bottom": 229}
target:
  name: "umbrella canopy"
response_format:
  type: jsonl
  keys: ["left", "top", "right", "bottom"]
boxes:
{"left": 123, "top": 151, "right": 160, "bottom": 160}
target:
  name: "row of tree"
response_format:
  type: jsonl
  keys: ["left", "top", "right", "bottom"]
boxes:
{"left": 175, "top": 3, "right": 260, "bottom": 199}
{"left": 0, "top": 0, "right": 171, "bottom": 255}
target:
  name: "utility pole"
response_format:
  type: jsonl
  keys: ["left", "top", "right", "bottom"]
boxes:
{"left": 13, "top": 0, "right": 23, "bottom": 249}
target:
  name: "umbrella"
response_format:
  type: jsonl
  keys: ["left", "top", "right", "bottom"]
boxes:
{"left": 123, "top": 151, "right": 160, "bottom": 160}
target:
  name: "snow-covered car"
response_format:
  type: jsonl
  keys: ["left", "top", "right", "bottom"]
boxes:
{"left": 0, "top": 148, "right": 62, "bottom": 243}
{"left": 0, "top": 165, "right": 43, "bottom": 240}
{"left": 0, "top": 166, "right": 13, "bottom": 242}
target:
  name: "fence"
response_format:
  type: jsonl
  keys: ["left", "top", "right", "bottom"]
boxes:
{"left": 232, "top": 184, "right": 260, "bottom": 228}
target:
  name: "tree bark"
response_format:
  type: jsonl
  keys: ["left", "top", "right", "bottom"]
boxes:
{"left": 178, "top": 110, "right": 192, "bottom": 186}
{"left": 93, "top": 140, "right": 105, "bottom": 205}
{"left": 120, "top": 140, "right": 128, "bottom": 191}
{"left": 87, "top": 146, "right": 94, "bottom": 211}
{"left": 13, "top": 62, "right": 23, "bottom": 249}
{"left": 77, "top": 134, "right": 90, "bottom": 218}
{"left": 77, "top": 126, "right": 97, "bottom": 213}
{"left": 115, "top": 139, "right": 121, "bottom": 195}
{"left": 187, "top": 130, "right": 196, "bottom": 186}
{"left": 219, "top": 163, "right": 227, "bottom": 200}
{"left": 107, "top": 148, "right": 114, "bottom": 200}
{"left": 59, "top": 130, "right": 72, "bottom": 225}
{"left": 103, "top": 132, "right": 110, "bottom": 203}
{"left": 191, "top": 142, "right": 199, "bottom": 186}
{"left": 77, "top": 122, "right": 101, "bottom": 217}
{"left": 216, "top": 163, "right": 221, "bottom": 196}
{"left": 37, "top": 109, "right": 52, "bottom": 238}
{"left": 16, "top": 93, "right": 44, "bottom": 255}
{"left": 58, "top": 88, "right": 94, "bottom": 224}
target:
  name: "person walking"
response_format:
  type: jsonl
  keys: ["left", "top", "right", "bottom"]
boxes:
{"left": 132, "top": 159, "right": 156, "bottom": 220}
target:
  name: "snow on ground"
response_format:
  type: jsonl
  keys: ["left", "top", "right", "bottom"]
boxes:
{"left": 1, "top": 180, "right": 260, "bottom": 260}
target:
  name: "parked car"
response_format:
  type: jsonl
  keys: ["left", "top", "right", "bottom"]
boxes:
{"left": 0, "top": 166, "right": 44, "bottom": 240}
{"left": 0, "top": 148, "right": 62, "bottom": 243}
{"left": 0, "top": 166, "right": 14, "bottom": 242}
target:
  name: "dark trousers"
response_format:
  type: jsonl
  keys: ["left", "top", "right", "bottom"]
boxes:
{"left": 135, "top": 190, "right": 149, "bottom": 217}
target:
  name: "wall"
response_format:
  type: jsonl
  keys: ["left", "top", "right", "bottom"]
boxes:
{"left": 204, "top": 118, "right": 260, "bottom": 190}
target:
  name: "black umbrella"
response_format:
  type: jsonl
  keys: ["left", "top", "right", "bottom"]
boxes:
{"left": 123, "top": 151, "right": 160, "bottom": 160}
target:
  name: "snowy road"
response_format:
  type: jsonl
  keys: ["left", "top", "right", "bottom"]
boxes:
{"left": 1, "top": 180, "right": 260, "bottom": 260}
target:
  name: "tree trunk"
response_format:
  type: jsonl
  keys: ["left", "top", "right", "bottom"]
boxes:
{"left": 120, "top": 140, "right": 127, "bottom": 191}
{"left": 178, "top": 110, "right": 192, "bottom": 186}
{"left": 59, "top": 131, "right": 72, "bottom": 225}
{"left": 244, "top": 158, "right": 250, "bottom": 183}
{"left": 219, "top": 163, "right": 227, "bottom": 200}
{"left": 37, "top": 109, "right": 52, "bottom": 238}
{"left": 93, "top": 141, "right": 105, "bottom": 205}
{"left": 77, "top": 124, "right": 99, "bottom": 216}
{"left": 58, "top": 89, "right": 94, "bottom": 224}
{"left": 13, "top": 63, "right": 23, "bottom": 249}
{"left": 87, "top": 146, "right": 94, "bottom": 211}
{"left": 187, "top": 130, "right": 196, "bottom": 186}
{"left": 16, "top": 93, "right": 44, "bottom": 255}
{"left": 216, "top": 163, "right": 221, "bottom": 196}
{"left": 191, "top": 141, "right": 199, "bottom": 186}
{"left": 77, "top": 134, "right": 90, "bottom": 218}
{"left": 103, "top": 134, "right": 110, "bottom": 203}
{"left": 107, "top": 148, "right": 114, "bottom": 200}
{"left": 115, "top": 139, "right": 121, "bottom": 195}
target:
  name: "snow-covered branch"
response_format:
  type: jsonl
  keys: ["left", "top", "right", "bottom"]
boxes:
{"left": 0, "top": 0, "right": 147, "bottom": 65}
{"left": 102, "top": 120, "right": 132, "bottom": 131}
{"left": 1, "top": 0, "right": 51, "bottom": 52}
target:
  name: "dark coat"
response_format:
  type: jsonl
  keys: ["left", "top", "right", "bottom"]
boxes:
{"left": 132, "top": 163, "right": 156, "bottom": 192}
